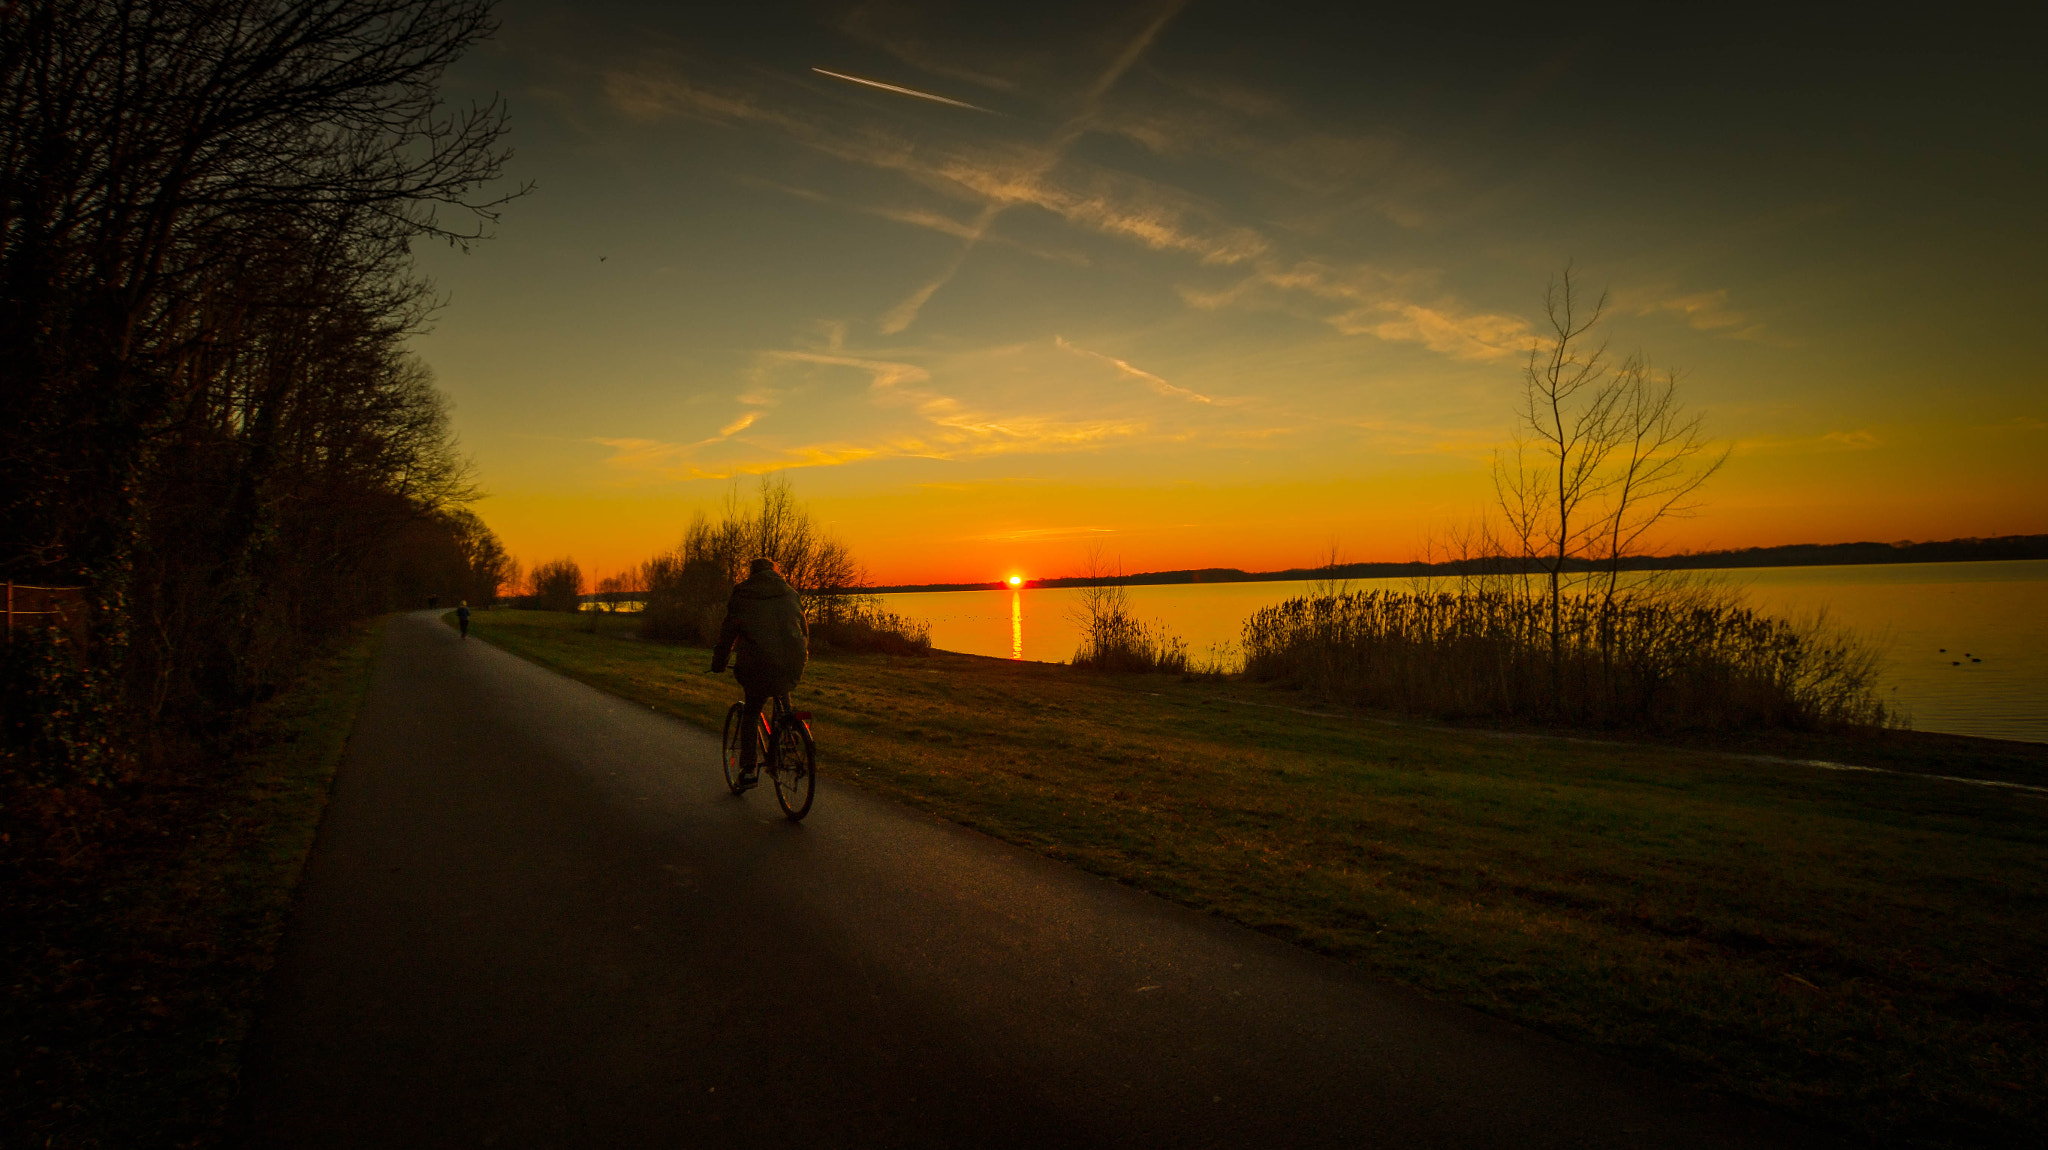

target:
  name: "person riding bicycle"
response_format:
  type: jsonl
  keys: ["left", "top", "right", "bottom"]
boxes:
{"left": 710, "top": 557, "right": 808, "bottom": 789}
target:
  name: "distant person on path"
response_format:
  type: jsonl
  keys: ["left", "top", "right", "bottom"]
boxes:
{"left": 711, "top": 558, "right": 808, "bottom": 788}
{"left": 456, "top": 601, "right": 471, "bottom": 640}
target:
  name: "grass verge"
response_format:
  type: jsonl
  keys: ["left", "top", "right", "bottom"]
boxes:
{"left": 2, "top": 617, "right": 385, "bottom": 1148}
{"left": 472, "top": 609, "right": 2045, "bottom": 1148}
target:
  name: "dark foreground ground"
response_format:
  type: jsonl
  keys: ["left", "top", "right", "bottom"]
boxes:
{"left": 234, "top": 613, "right": 1835, "bottom": 1148}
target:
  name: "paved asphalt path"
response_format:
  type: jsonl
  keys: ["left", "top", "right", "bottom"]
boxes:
{"left": 237, "top": 612, "right": 1840, "bottom": 1148}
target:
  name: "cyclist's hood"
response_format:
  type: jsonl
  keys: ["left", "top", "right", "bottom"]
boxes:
{"left": 731, "top": 568, "right": 798, "bottom": 600}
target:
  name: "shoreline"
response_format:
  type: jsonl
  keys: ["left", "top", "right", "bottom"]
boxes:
{"left": 867, "top": 538, "right": 2048, "bottom": 594}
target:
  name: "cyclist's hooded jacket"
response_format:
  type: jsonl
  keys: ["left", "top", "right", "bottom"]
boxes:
{"left": 713, "top": 567, "right": 808, "bottom": 695}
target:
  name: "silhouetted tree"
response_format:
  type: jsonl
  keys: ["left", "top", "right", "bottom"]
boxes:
{"left": 592, "top": 573, "right": 635, "bottom": 612}
{"left": 1492, "top": 268, "right": 1726, "bottom": 670}
{"left": 530, "top": 558, "right": 583, "bottom": 613}
{"left": 1, "top": 0, "right": 524, "bottom": 768}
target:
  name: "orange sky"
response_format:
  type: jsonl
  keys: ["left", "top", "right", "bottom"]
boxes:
{"left": 411, "top": 2, "right": 2047, "bottom": 587}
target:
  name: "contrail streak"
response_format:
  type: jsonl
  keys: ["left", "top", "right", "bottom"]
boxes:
{"left": 877, "top": 0, "right": 1189, "bottom": 335}
{"left": 811, "top": 68, "right": 993, "bottom": 113}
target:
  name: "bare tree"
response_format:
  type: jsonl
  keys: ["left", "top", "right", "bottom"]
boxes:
{"left": 1491, "top": 267, "right": 1727, "bottom": 670}
{"left": 1495, "top": 267, "right": 1621, "bottom": 662}
{"left": 1596, "top": 355, "right": 1727, "bottom": 602}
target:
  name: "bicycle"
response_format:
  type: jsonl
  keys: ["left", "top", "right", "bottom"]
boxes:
{"left": 722, "top": 694, "right": 816, "bottom": 821}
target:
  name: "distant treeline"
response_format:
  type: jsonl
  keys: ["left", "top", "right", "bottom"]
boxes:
{"left": 870, "top": 534, "right": 2048, "bottom": 594}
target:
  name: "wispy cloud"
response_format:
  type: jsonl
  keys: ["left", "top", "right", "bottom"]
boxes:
{"left": 1093, "top": 87, "right": 1456, "bottom": 230}
{"left": 1645, "top": 289, "right": 1768, "bottom": 341}
{"left": 602, "top": 27, "right": 1530, "bottom": 366}
{"left": 730, "top": 178, "right": 1093, "bottom": 266}
{"left": 880, "top": 278, "right": 949, "bottom": 336}
{"left": 603, "top": 71, "right": 806, "bottom": 133}
{"left": 587, "top": 343, "right": 1164, "bottom": 481}
{"left": 1733, "top": 428, "right": 1886, "bottom": 455}
{"left": 834, "top": 6, "right": 1025, "bottom": 94}
{"left": 929, "top": 158, "right": 1269, "bottom": 266}
{"left": 1054, "top": 335, "right": 1218, "bottom": 403}
{"left": 588, "top": 437, "right": 689, "bottom": 468}
{"left": 1183, "top": 261, "right": 1534, "bottom": 361}
{"left": 1358, "top": 303, "right": 1535, "bottom": 362}
{"left": 1345, "top": 416, "right": 1501, "bottom": 456}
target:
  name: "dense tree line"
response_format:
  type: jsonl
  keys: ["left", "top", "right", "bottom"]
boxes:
{"left": 1, "top": 0, "right": 520, "bottom": 775}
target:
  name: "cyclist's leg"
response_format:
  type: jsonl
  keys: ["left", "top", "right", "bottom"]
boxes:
{"left": 740, "top": 687, "right": 769, "bottom": 771}
{"left": 767, "top": 696, "right": 790, "bottom": 767}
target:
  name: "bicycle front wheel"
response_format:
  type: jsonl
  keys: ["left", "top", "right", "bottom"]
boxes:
{"left": 772, "top": 719, "right": 815, "bottom": 821}
{"left": 721, "top": 702, "right": 748, "bottom": 794}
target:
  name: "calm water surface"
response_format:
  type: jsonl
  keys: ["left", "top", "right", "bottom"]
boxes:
{"left": 879, "top": 560, "right": 2048, "bottom": 744}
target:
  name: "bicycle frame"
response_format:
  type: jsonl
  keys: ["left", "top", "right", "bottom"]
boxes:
{"left": 723, "top": 692, "right": 816, "bottom": 820}
{"left": 751, "top": 696, "right": 811, "bottom": 769}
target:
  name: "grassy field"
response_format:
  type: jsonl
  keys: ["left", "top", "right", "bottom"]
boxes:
{"left": 2, "top": 618, "right": 386, "bottom": 1149}
{"left": 471, "top": 609, "right": 2046, "bottom": 1147}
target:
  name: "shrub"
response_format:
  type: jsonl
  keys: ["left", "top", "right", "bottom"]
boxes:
{"left": 591, "top": 574, "right": 636, "bottom": 613}
{"left": 0, "top": 624, "right": 122, "bottom": 786}
{"left": 1242, "top": 588, "right": 1892, "bottom": 732}
{"left": 810, "top": 594, "right": 931, "bottom": 656}
{"left": 637, "top": 550, "right": 730, "bottom": 643}
{"left": 637, "top": 476, "right": 869, "bottom": 645}
{"left": 529, "top": 558, "right": 583, "bottom": 613}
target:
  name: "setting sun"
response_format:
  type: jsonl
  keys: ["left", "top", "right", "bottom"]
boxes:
{"left": 1008, "top": 576, "right": 1023, "bottom": 587}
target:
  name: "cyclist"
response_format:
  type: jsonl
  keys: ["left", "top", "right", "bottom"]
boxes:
{"left": 456, "top": 600, "right": 471, "bottom": 639}
{"left": 710, "top": 557, "right": 808, "bottom": 789}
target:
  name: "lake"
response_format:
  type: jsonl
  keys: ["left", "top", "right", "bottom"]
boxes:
{"left": 878, "top": 560, "right": 2048, "bottom": 744}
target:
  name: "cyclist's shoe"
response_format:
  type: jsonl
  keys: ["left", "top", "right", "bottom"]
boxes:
{"left": 735, "top": 765, "right": 760, "bottom": 790}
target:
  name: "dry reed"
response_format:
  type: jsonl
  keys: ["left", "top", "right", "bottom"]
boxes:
{"left": 1242, "top": 588, "right": 1893, "bottom": 731}
{"left": 1071, "top": 581, "right": 1190, "bottom": 673}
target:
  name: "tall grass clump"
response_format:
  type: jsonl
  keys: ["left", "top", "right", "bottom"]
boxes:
{"left": 1070, "top": 579, "right": 1189, "bottom": 674}
{"left": 1242, "top": 588, "right": 1892, "bottom": 732}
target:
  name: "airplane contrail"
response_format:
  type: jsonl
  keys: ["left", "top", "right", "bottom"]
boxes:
{"left": 811, "top": 68, "right": 994, "bottom": 113}
{"left": 876, "top": 0, "right": 1187, "bottom": 335}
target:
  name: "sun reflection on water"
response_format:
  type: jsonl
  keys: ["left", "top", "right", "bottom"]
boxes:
{"left": 1010, "top": 590, "right": 1023, "bottom": 660}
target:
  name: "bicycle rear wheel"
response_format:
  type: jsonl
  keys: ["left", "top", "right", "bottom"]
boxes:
{"left": 772, "top": 719, "right": 815, "bottom": 820}
{"left": 721, "top": 702, "right": 749, "bottom": 794}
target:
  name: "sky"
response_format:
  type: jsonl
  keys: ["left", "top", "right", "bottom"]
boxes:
{"left": 409, "top": 1, "right": 2048, "bottom": 586}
